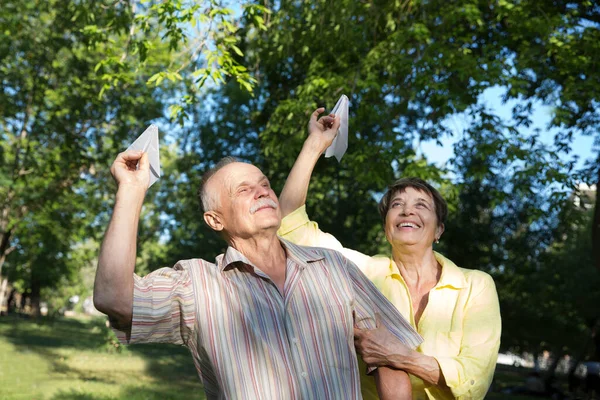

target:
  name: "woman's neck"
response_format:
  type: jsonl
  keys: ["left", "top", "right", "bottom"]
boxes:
{"left": 392, "top": 245, "right": 440, "bottom": 286}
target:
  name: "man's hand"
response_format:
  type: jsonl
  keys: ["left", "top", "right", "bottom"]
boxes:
{"left": 354, "top": 313, "right": 412, "bottom": 367}
{"left": 110, "top": 150, "right": 150, "bottom": 189}
{"left": 304, "top": 107, "right": 340, "bottom": 154}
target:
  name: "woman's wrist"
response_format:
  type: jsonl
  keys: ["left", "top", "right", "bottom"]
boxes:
{"left": 393, "top": 351, "right": 443, "bottom": 386}
{"left": 388, "top": 347, "right": 418, "bottom": 370}
{"left": 302, "top": 134, "right": 329, "bottom": 155}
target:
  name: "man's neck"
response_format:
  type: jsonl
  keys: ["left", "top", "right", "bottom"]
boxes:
{"left": 228, "top": 232, "right": 287, "bottom": 272}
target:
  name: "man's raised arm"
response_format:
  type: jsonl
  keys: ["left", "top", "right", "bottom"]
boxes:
{"left": 93, "top": 150, "right": 149, "bottom": 331}
{"left": 279, "top": 108, "right": 340, "bottom": 217}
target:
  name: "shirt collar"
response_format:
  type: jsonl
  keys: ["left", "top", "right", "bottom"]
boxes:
{"left": 217, "top": 237, "right": 324, "bottom": 272}
{"left": 432, "top": 252, "right": 467, "bottom": 289}
{"left": 219, "top": 246, "right": 254, "bottom": 271}
{"left": 386, "top": 251, "right": 467, "bottom": 289}
{"left": 279, "top": 238, "right": 325, "bottom": 266}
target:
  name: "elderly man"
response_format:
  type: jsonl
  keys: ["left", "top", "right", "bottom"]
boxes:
{"left": 93, "top": 129, "right": 422, "bottom": 399}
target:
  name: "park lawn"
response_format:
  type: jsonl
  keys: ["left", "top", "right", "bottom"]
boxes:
{"left": 0, "top": 315, "right": 205, "bottom": 400}
{"left": 0, "top": 314, "right": 558, "bottom": 400}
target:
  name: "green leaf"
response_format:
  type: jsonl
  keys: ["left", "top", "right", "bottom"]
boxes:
{"left": 231, "top": 45, "right": 243, "bottom": 57}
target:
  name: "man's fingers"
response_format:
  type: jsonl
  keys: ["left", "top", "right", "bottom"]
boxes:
{"left": 119, "top": 150, "right": 144, "bottom": 162}
{"left": 137, "top": 152, "right": 149, "bottom": 171}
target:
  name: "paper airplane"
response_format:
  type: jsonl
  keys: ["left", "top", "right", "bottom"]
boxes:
{"left": 324, "top": 94, "right": 349, "bottom": 162}
{"left": 126, "top": 124, "right": 161, "bottom": 188}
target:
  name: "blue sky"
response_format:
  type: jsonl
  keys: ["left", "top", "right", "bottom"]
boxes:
{"left": 418, "top": 86, "right": 596, "bottom": 171}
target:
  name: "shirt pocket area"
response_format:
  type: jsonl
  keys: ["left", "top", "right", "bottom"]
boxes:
{"left": 435, "top": 330, "right": 462, "bottom": 357}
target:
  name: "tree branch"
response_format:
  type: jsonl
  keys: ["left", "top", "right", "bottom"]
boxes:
{"left": 120, "top": 0, "right": 136, "bottom": 63}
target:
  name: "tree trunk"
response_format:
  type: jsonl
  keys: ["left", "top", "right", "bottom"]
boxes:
{"left": 593, "top": 155, "right": 600, "bottom": 272}
{"left": 567, "top": 321, "right": 596, "bottom": 392}
{"left": 593, "top": 319, "right": 600, "bottom": 361}
{"left": 533, "top": 350, "right": 541, "bottom": 371}
{"left": 0, "top": 226, "right": 13, "bottom": 279}
{"left": 0, "top": 277, "right": 7, "bottom": 315}
{"left": 30, "top": 276, "right": 41, "bottom": 318}
{"left": 544, "top": 348, "right": 564, "bottom": 394}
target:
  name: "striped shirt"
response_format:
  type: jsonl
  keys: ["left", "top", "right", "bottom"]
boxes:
{"left": 113, "top": 239, "right": 422, "bottom": 399}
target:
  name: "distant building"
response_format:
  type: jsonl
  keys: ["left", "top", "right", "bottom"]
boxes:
{"left": 573, "top": 183, "right": 596, "bottom": 210}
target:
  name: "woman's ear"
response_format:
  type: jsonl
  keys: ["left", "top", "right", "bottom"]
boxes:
{"left": 435, "top": 223, "right": 445, "bottom": 241}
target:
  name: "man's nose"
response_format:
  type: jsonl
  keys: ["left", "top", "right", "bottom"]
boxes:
{"left": 255, "top": 185, "right": 270, "bottom": 198}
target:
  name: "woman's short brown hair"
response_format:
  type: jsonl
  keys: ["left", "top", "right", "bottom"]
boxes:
{"left": 378, "top": 177, "right": 448, "bottom": 227}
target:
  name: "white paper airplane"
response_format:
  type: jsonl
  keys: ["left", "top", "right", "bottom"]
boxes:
{"left": 126, "top": 124, "right": 161, "bottom": 188}
{"left": 324, "top": 94, "right": 349, "bottom": 162}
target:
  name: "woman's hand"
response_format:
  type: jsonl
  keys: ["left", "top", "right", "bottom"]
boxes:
{"left": 304, "top": 107, "right": 340, "bottom": 154}
{"left": 354, "top": 313, "right": 412, "bottom": 368}
{"left": 355, "top": 314, "right": 447, "bottom": 388}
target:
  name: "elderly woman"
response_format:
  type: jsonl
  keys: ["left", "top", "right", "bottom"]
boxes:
{"left": 277, "top": 109, "right": 501, "bottom": 400}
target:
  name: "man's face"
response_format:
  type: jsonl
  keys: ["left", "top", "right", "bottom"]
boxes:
{"left": 384, "top": 187, "right": 442, "bottom": 248}
{"left": 206, "top": 162, "right": 281, "bottom": 239}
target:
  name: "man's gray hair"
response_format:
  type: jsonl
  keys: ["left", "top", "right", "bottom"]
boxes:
{"left": 197, "top": 156, "right": 240, "bottom": 212}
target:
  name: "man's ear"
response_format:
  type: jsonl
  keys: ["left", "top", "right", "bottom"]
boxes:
{"left": 204, "top": 211, "right": 224, "bottom": 232}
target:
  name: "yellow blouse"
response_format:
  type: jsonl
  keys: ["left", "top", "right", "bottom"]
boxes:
{"left": 278, "top": 206, "right": 501, "bottom": 400}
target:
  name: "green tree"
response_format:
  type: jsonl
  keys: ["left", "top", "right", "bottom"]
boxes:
{"left": 0, "top": 0, "right": 270, "bottom": 313}
{"left": 0, "top": 0, "right": 167, "bottom": 313}
{"left": 94, "top": 0, "right": 269, "bottom": 122}
{"left": 150, "top": 0, "right": 598, "bottom": 366}
{"left": 438, "top": 106, "right": 591, "bottom": 356}
{"left": 159, "top": 0, "right": 591, "bottom": 253}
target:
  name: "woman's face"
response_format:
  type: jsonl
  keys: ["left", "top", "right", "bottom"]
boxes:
{"left": 384, "top": 187, "right": 443, "bottom": 249}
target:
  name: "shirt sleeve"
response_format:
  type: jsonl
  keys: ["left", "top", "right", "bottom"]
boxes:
{"left": 278, "top": 205, "right": 372, "bottom": 272}
{"left": 346, "top": 256, "right": 423, "bottom": 350}
{"left": 432, "top": 273, "right": 501, "bottom": 399}
{"left": 111, "top": 261, "right": 197, "bottom": 346}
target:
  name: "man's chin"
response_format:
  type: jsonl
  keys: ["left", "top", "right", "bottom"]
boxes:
{"left": 254, "top": 215, "right": 281, "bottom": 230}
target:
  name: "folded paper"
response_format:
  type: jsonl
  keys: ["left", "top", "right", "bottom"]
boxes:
{"left": 126, "top": 124, "right": 161, "bottom": 188}
{"left": 324, "top": 94, "right": 349, "bottom": 162}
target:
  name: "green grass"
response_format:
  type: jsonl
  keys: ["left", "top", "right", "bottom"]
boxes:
{"left": 0, "top": 314, "right": 570, "bottom": 399}
{"left": 0, "top": 315, "right": 204, "bottom": 400}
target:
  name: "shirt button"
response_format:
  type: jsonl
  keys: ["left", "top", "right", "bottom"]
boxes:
{"left": 470, "top": 379, "right": 475, "bottom": 385}
{"left": 301, "top": 371, "right": 308, "bottom": 378}
{"left": 292, "top": 338, "right": 298, "bottom": 344}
